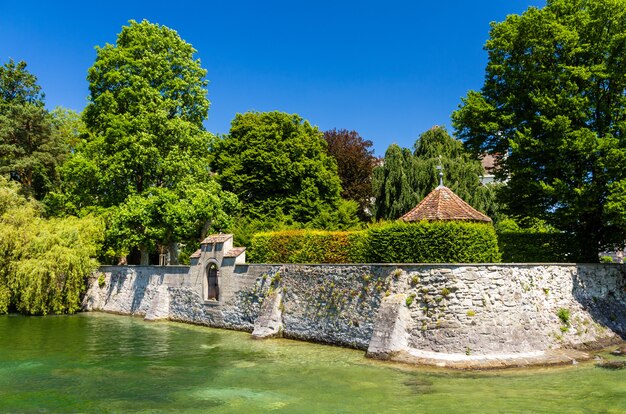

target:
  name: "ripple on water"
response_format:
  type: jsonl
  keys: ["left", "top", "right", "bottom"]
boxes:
{"left": 2, "top": 313, "right": 626, "bottom": 414}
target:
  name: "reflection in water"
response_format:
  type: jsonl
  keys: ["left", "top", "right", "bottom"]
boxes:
{"left": 0, "top": 313, "right": 625, "bottom": 413}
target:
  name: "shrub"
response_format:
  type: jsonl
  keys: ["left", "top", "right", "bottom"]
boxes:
{"left": 497, "top": 232, "right": 579, "bottom": 263}
{"left": 364, "top": 221, "right": 500, "bottom": 263}
{"left": 600, "top": 255, "right": 614, "bottom": 264}
{"left": 249, "top": 220, "right": 500, "bottom": 264}
{"left": 249, "top": 230, "right": 367, "bottom": 263}
{"left": 557, "top": 308, "right": 571, "bottom": 325}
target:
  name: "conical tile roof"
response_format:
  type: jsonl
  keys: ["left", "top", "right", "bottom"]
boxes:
{"left": 400, "top": 186, "right": 492, "bottom": 223}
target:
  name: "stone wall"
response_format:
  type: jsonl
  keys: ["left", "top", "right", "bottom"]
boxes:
{"left": 82, "top": 236, "right": 626, "bottom": 368}
{"left": 372, "top": 264, "right": 626, "bottom": 357}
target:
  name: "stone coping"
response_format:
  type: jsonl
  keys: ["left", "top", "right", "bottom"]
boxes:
{"left": 97, "top": 263, "right": 625, "bottom": 270}
{"left": 386, "top": 348, "right": 592, "bottom": 370}
{"left": 99, "top": 265, "right": 191, "bottom": 270}
{"left": 240, "top": 262, "right": 591, "bottom": 267}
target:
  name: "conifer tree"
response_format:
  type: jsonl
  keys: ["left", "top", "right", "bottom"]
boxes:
{"left": 0, "top": 60, "right": 68, "bottom": 199}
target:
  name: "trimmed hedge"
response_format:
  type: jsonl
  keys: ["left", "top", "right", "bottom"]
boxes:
{"left": 497, "top": 232, "right": 578, "bottom": 263}
{"left": 248, "top": 230, "right": 366, "bottom": 263}
{"left": 364, "top": 221, "right": 500, "bottom": 263}
{"left": 249, "top": 221, "right": 501, "bottom": 263}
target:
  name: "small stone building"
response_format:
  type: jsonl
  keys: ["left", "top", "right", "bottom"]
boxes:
{"left": 189, "top": 234, "right": 246, "bottom": 302}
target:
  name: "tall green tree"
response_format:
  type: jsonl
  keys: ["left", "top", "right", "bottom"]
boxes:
{"left": 371, "top": 144, "right": 417, "bottom": 221}
{"left": 323, "top": 128, "right": 377, "bottom": 220}
{"left": 452, "top": 0, "right": 626, "bottom": 262}
{"left": 212, "top": 111, "right": 344, "bottom": 224}
{"left": 81, "top": 19, "right": 211, "bottom": 206}
{"left": 54, "top": 20, "right": 236, "bottom": 264}
{"left": 0, "top": 60, "right": 68, "bottom": 199}
{"left": 372, "top": 127, "right": 495, "bottom": 221}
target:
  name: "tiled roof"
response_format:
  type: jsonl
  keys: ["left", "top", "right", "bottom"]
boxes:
{"left": 189, "top": 249, "right": 202, "bottom": 259}
{"left": 201, "top": 234, "right": 233, "bottom": 244}
{"left": 481, "top": 154, "right": 497, "bottom": 172}
{"left": 400, "top": 186, "right": 492, "bottom": 223}
{"left": 224, "top": 247, "right": 246, "bottom": 258}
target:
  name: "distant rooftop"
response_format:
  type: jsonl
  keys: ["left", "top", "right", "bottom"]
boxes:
{"left": 400, "top": 186, "right": 492, "bottom": 223}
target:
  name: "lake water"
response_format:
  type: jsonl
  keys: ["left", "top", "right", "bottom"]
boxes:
{"left": 1, "top": 312, "right": 625, "bottom": 413}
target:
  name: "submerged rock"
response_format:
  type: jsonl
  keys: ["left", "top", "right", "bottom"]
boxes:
{"left": 610, "top": 345, "right": 626, "bottom": 356}
{"left": 596, "top": 360, "right": 626, "bottom": 370}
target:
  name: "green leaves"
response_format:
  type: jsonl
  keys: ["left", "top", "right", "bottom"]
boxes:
{"left": 0, "top": 177, "right": 103, "bottom": 315}
{"left": 53, "top": 20, "right": 236, "bottom": 262}
{"left": 372, "top": 127, "right": 495, "bottom": 221}
{"left": 0, "top": 60, "right": 71, "bottom": 199}
{"left": 453, "top": 0, "right": 626, "bottom": 261}
{"left": 249, "top": 221, "right": 501, "bottom": 264}
{"left": 212, "top": 111, "right": 343, "bottom": 223}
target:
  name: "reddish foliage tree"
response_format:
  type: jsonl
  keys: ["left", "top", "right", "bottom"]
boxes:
{"left": 323, "top": 129, "right": 377, "bottom": 219}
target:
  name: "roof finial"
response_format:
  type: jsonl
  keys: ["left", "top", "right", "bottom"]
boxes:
{"left": 436, "top": 155, "right": 444, "bottom": 187}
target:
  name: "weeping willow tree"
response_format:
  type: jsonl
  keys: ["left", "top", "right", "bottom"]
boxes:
{"left": 372, "top": 126, "right": 501, "bottom": 221}
{"left": 0, "top": 177, "right": 102, "bottom": 314}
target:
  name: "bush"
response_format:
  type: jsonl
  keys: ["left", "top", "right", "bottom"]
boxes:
{"left": 600, "top": 255, "right": 614, "bottom": 264}
{"left": 497, "top": 232, "right": 579, "bottom": 263}
{"left": 249, "top": 221, "right": 500, "bottom": 264}
{"left": 364, "top": 221, "right": 500, "bottom": 263}
{"left": 249, "top": 230, "right": 366, "bottom": 263}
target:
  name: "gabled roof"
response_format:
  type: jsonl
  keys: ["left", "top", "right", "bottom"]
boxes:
{"left": 189, "top": 249, "right": 202, "bottom": 259}
{"left": 201, "top": 234, "right": 233, "bottom": 244}
{"left": 224, "top": 247, "right": 246, "bottom": 258}
{"left": 400, "top": 186, "right": 492, "bottom": 223}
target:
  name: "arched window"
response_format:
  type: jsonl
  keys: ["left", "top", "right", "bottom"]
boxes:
{"left": 206, "top": 263, "right": 219, "bottom": 301}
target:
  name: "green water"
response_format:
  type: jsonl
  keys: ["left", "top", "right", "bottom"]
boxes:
{"left": 1, "top": 313, "right": 625, "bottom": 413}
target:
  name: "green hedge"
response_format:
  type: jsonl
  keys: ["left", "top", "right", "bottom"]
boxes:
{"left": 497, "top": 232, "right": 578, "bottom": 263}
{"left": 248, "top": 230, "right": 366, "bottom": 263}
{"left": 249, "top": 221, "right": 500, "bottom": 263}
{"left": 364, "top": 221, "right": 500, "bottom": 263}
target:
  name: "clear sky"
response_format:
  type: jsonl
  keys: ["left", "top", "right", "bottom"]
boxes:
{"left": 1, "top": 0, "right": 545, "bottom": 155}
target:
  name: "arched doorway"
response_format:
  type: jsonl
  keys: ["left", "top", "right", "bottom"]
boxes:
{"left": 206, "top": 263, "right": 219, "bottom": 301}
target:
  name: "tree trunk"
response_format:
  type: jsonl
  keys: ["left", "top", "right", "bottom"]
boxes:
{"left": 168, "top": 241, "right": 179, "bottom": 265}
{"left": 140, "top": 246, "right": 150, "bottom": 266}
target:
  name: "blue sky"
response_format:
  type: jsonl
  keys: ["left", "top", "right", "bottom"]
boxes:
{"left": 1, "top": 0, "right": 545, "bottom": 155}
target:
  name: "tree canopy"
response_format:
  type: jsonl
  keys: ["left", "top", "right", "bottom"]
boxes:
{"left": 212, "top": 111, "right": 344, "bottom": 223}
{"left": 51, "top": 20, "right": 236, "bottom": 264}
{"left": 0, "top": 176, "right": 103, "bottom": 315}
{"left": 372, "top": 126, "right": 495, "bottom": 221}
{"left": 323, "top": 129, "right": 377, "bottom": 220}
{"left": 452, "top": 0, "right": 626, "bottom": 261}
{"left": 0, "top": 60, "right": 69, "bottom": 199}
{"left": 80, "top": 19, "right": 212, "bottom": 207}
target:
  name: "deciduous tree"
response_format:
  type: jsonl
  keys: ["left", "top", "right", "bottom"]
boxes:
{"left": 323, "top": 129, "right": 377, "bottom": 220}
{"left": 372, "top": 127, "right": 496, "bottom": 221}
{"left": 0, "top": 176, "right": 103, "bottom": 315}
{"left": 212, "top": 111, "right": 344, "bottom": 223}
{"left": 453, "top": 0, "right": 626, "bottom": 261}
{"left": 54, "top": 20, "right": 236, "bottom": 263}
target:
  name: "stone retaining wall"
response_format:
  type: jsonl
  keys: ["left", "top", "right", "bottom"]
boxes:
{"left": 82, "top": 235, "right": 626, "bottom": 368}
